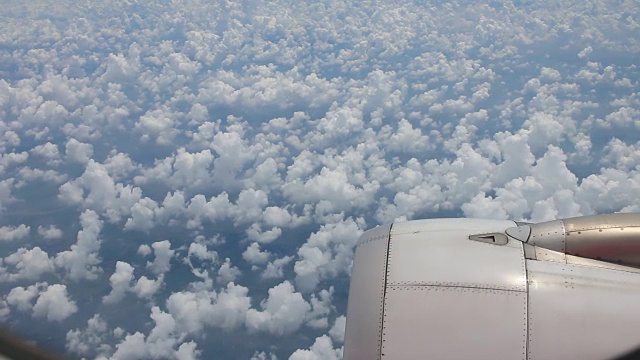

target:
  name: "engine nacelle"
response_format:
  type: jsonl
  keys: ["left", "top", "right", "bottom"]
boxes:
{"left": 344, "top": 214, "right": 640, "bottom": 360}
{"left": 506, "top": 213, "right": 640, "bottom": 267}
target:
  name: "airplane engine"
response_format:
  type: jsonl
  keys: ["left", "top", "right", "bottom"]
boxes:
{"left": 343, "top": 214, "right": 640, "bottom": 360}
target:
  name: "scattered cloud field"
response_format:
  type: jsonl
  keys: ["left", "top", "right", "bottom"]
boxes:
{"left": 0, "top": 0, "right": 639, "bottom": 358}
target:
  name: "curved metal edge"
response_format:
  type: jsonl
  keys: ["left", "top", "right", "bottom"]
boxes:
{"left": 344, "top": 223, "right": 392, "bottom": 360}
{"left": 529, "top": 220, "right": 566, "bottom": 253}
{"left": 506, "top": 225, "right": 532, "bottom": 242}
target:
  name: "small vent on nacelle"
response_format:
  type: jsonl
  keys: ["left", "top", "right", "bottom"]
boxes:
{"left": 469, "top": 232, "right": 509, "bottom": 245}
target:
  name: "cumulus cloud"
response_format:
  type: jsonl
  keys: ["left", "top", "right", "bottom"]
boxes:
{"left": 59, "top": 160, "right": 143, "bottom": 223}
{"left": 103, "top": 260, "right": 164, "bottom": 304}
{"left": 66, "top": 315, "right": 110, "bottom": 356}
{"left": 0, "top": 224, "right": 30, "bottom": 242}
{"left": 55, "top": 209, "right": 103, "bottom": 281}
{"left": 132, "top": 275, "right": 164, "bottom": 299}
{"left": 108, "top": 306, "right": 200, "bottom": 360}
{"left": 289, "top": 335, "right": 342, "bottom": 360}
{"left": 103, "top": 261, "right": 135, "bottom": 304}
{"left": 243, "top": 242, "right": 271, "bottom": 265}
{"left": 133, "top": 149, "right": 215, "bottom": 199}
{"left": 305, "top": 288, "right": 334, "bottom": 329}
{"left": 103, "top": 152, "right": 137, "bottom": 181}
{"left": 262, "top": 256, "right": 294, "bottom": 280}
{"left": 6, "top": 283, "right": 45, "bottom": 312}
{"left": 183, "top": 189, "right": 269, "bottom": 229}
{"left": 0, "top": 152, "right": 28, "bottom": 175}
{"left": 37, "top": 225, "right": 63, "bottom": 240}
{"left": 246, "top": 281, "right": 311, "bottom": 336}
{"left": 294, "top": 218, "right": 364, "bottom": 293}
{"left": 246, "top": 224, "right": 283, "bottom": 244}
{"left": 282, "top": 167, "right": 378, "bottom": 214}
{"left": 65, "top": 138, "right": 94, "bottom": 164}
{"left": 2, "top": 247, "right": 55, "bottom": 281}
{"left": 146, "top": 240, "right": 175, "bottom": 275}
{"left": 33, "top": 284, "right": 78, "bottom": 321}
{"left": 166, "top": 282, "right": 252, "bottom": 334}
{"left": 8, "top": 283, "right": 77, "bottom": 321}
{"left": 0, "top": 179, "right": 14, "bottom": 210}
{"left": 187, "top": 242, "right": 217, "bottom": 262}
{"left": 136, "top": 107, "right": 179, "bottom": 145}
{"left": 329, "top": 316, "right": 346, "bottom": 344}
{"left": 16, "top": 167, "right": 68, "bottom": 186}
{"left": 216, "top": 258, "right": 241, "bottom": 285}
{"left": 137, "top": 244, "right": 152, "bottom": 257}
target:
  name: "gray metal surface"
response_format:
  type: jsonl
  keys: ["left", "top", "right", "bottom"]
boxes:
{"left": 506, "top": 224, "right": 531, "bottom": 242}
{"left": 566, "top": 254, "right": 640, "bottom": 273}
{"left": 523, "top": 243, "right": 537, "bottom": 260}
{"left": 563, "top": 214, "right": 640, "bottom": 267}
{"left": 387, "top": 219, "right": 525, "bottom": 291}
{"left": 378, "top": 219, "right": 526, "bottom": 359}
{"left": 524, "top": 244, "right": 640, "bottom": 273}
{"left": 527, "top": 259, "right": 640, "bottom": 360}
{"left": 526, "top": 219, "right": 566, "bottom": 252}
{"left": 469, "top": 232, "right": 509, "bottom": 245}
{"left": 382, "top": 285, "right": 527, "bottom": 360}
{"left": 345, "top": 215, "right": 640, "bottom": 360}
{"left": 343, "top": 223, "right": 391, "bottom": 360}
{"left": 533, "top": 247, "right": 566, "bottom": 263}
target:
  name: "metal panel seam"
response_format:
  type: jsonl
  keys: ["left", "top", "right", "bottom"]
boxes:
{"left": 358, "top": 234, "right": 388, "bottom": 247}
{"left": 379, "top": 223, "right": 393, "bottom": 360}
{"left": 523, "top": 242, "right": 530, "bottom": 360}
{"left": 560, "top": 219, "right": 567, "bottom": 253}
{"left": 385, "top": 282, "right": 526, "bottom": 292}
{"left": 385, "top": 285, "right": 526, "bottom": 294}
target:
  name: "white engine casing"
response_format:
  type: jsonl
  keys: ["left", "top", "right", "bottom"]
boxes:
{"left": 344, "top": 218, "right": 640, "bottom": 360}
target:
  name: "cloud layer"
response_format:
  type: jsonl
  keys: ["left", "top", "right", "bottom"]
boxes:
{"left": 0, "top": 0, "right": 639, "bottom": 358}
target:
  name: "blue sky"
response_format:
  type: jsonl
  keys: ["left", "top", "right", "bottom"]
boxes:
{"left": 0, "top": 0, "right": 639, "bottom": 359}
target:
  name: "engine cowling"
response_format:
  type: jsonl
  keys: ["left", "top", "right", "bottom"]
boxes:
{"left": 506, "top": 213, "right": 640, "bottom": 267}
{"left": 344, "top": 214, "right": 640, "bottom": 360}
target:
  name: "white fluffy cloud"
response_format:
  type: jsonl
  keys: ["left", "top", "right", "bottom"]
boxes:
{"left": 133, "top": 275, "right": 164, "bottom": 299}
{"left": 103, "top": 261, "right": 135, "bottom": 304}
{"left": 33, "top": 284, "right": 78, "bottom": 321}
{"left": 294, "top": 218, "right": 364, "bottom": 292}
{"left": 0, "top": 152, "right": 28, "bottom": 175}
{"left": 134, "top": 149, "right": 214, "bottom": 193}
{"left": 66, "top": 315, "right": 110, "bottom": 356}
{"left": 305, "top": 288, "right": 334, "bottom": 329}
{"left": 0, "top": 224, "right": 30, "bottom": 242}
{"left": 243, "top": 242, "right": 271, "bottom": 265}
{"left": 166, "top": 282, "right": 252, "bottom": 334}
{"left": 289, "top": 336, "right": 342, "bottom": 360}
{"left": 136, "top": 107, "right": 179, "bottom": 145}
{"left": 328, "top": 316, "right": 346, "bottom": 344}
{"left": 2, "top": 247, "right": 55, "bottom": 281}
{"left": 108, "top": 306, "right": 200, "bottom": 360}
{"left": 246, "top": 281, "right": 311, "bottom": 336}
{"left": 146, "top": 240, "right": 174, "bottom": 275}
{"left": 59, "top": 160, "right": 143, "bottom": 223}
{"left": 65, "top": 138, "right": 94, "bottom": 164}
{"left": 55, "top": 209, "right": 103, "bottom": 281}
{"left": 0, "top": 178, "right": 14, "bottom": 210}
{"left": 262, "top": 256, "right": 293, "bottom": 280}
{"left": 30, "top": 142, "right": 61, "bottom": 166}
{"left": 216, "top": 258, "right": 241, "bottom": 285}
{"left": 7, "top": 283, "right": 77, "bottom": 321}
{"left": 103, "top": 261, "right": 164, "bottom": 304}
{"left": 6, "top": 283, "right": 45, "bottom": 311}
{"left": 37, "top": 225, "right": 63, "bottom": 239}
